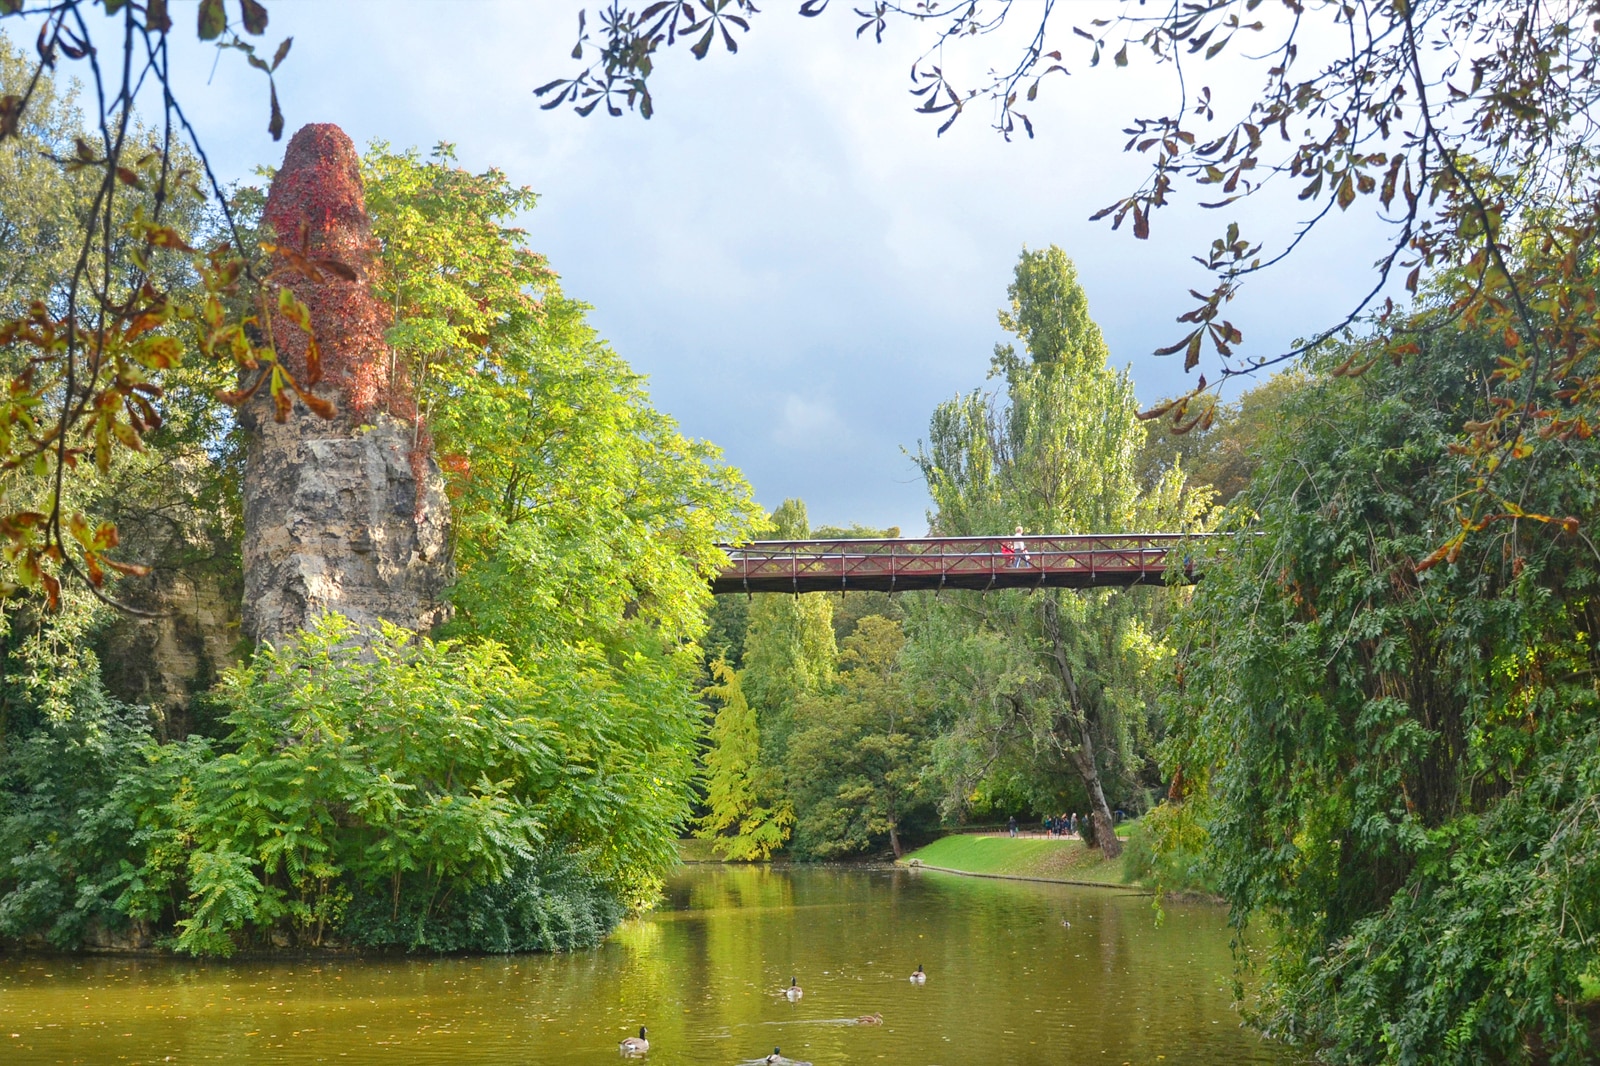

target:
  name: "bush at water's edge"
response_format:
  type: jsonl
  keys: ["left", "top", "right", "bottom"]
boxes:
{"left": 1116, "top": 819, "right": 1219, "bottom": 897}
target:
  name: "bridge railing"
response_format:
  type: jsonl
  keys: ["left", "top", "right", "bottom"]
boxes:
{"left": 713, "top": 533, "right": 1219, "bottom": 594}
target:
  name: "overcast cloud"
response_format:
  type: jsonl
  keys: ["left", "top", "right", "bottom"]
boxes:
{"left": 122, "top": 2, "right": 1406, "bottom": 533}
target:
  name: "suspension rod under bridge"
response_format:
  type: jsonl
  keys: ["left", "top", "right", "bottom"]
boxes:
{"left": 711, "top": 534, "right": 1215, "bottom": 595}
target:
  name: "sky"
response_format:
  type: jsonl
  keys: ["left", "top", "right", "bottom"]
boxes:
{"left": 48, "top": 2, "right": 1405, "bottom": 534}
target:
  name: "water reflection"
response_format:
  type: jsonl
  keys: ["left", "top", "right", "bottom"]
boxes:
{"left": 0, "top": 865, "right": 1302, "bottom": 1065}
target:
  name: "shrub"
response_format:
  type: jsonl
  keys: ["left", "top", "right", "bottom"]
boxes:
{"left": 116, "top": 615, "right": 696, "bottom": 956}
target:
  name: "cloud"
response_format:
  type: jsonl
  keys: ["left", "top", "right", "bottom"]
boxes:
{"left": 771, "top": 393, "right": 850, "bottom": 451}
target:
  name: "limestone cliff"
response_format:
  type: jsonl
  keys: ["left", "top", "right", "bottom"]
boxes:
{"left": 241, "top": 123, "right": 451, "bottom": 648}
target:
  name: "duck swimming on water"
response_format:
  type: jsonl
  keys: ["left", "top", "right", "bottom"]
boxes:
{"left": 619, "top": 1026, "right": 648, "bottom": 1055}
{"left": 909, "top": 964, "right": 927, "bottom": 984}
{"left": 763, "top": 1047, "right": 812, "bottom": 1066}
{"left": 784, "top": 976, "right": 803, "bottom": 1000}
{"left": 854, "top": 1012, "right": 884, "bottom": 1025}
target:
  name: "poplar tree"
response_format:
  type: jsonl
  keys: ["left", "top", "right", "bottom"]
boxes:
{"left": 912, "top": 245, "right": 1191, "bottom": 858}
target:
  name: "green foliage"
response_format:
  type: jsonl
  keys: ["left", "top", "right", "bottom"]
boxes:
{"left": 787, "top": 616, "right": 936, "bottom": 858}
{"left": 703, "top": 593, "right": 750, "bottom": 667}
{"left": 1116, "top": 807, "right": 1216, "bottom": 895}
{"left": 0, "top": 599, "right": 151, "bottom": 948}
{"left": 990, "top": 245, "right": 1110, "bottom": 384}
{"left": 114, "top": 615, "right": 697, "bottom": 956}
{"left": 0, "top": 40, "right": 750, "bottom": 959}
{"left": 740, "top": 500, "right": 837, "bottom": 769}
{"left": 360, "top": 144, "right": 760, "bottom": 656}
{"left": 908, "top": 245, "right": 1199, "bottom": 855}
{"left": 341, "top": 849, "right": 624, "bottom": 954}
{"left": 0, "top": 34, "right": 92, "bottom": 319}
{"left": 1163, "top": 327, "right": 1600, "bottom": 1063}
{"left": 696, "top": 660, "right": 792, "bottom": 860}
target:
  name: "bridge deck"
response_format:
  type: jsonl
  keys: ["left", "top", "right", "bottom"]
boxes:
{"left": 712, "top": 534, "right": 1207, "bottom": 594}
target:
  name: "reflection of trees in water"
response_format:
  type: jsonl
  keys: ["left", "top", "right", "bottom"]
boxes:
{"left": 902, "top": 870, "right": 1253, "bottom": 1057}
{"left": 686, "top": 864, "right": 799, "bottom": 914}
{"left": 19, "top": 870, "right": 1283, "bottom": 1064}
{"left": 610, "top": 919, "right": 672, "bottom": 1041}
{"left": 684, "top": 866, "right": 803, "bottom": 1037}
{"left": 1097, "top": 896, "right": 1249, "bottom": 1060}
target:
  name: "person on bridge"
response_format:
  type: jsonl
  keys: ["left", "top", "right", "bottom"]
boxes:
{"left": 1010, "top": 526, "right": 1030, "bottom": 567}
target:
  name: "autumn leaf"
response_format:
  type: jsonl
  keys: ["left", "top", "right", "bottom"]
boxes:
{"left": 131, "top": 336, "right": 183, "bottom": 369}
{"left": 197, "top": 0, "right": 226, "bottom": 40}
{"left": 240, "top": 0, "right": 269, "bottom": 34}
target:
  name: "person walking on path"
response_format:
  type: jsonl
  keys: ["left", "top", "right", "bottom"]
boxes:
{"left": 1007, "top": 815, "right": 1018, "bottom": 838}
{"left": 1010, "top": 526, "right": 1030, "bottom": 568}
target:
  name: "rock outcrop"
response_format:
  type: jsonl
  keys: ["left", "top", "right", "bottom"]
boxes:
{"left": 93, "top": 452, "right": 244, "bottom": 736}
{"left": 241, "top": 123, "right": 451, "bottom": 648}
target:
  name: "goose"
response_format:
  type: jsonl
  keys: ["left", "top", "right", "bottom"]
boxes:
{"left": 909, "top": 964, "right": 927, "bottom": 984}
{"left": 784, "top": 976, "right": 803, "bottom": 1000}
{"left": 854, "top": 1012, "right": 884, "bottom": 1025}
{"left": 619, "top": 1026, "right": 648, "bottom": 1055}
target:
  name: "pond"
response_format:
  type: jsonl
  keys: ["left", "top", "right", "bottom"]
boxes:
{"left": 1, "top": 865, "right": 1303, "bottom": 1065}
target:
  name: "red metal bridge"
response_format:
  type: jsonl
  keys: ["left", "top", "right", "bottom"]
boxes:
{"left": 712, "top": 534, "right": 1209, "bottom": 595}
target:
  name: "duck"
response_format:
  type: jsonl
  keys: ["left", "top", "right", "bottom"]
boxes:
{"left": 854, "top": 1012, "right": 884, "bottom": 1025}
{"left": 784, "top": 975, "right": 803, "bottom": 1000}
{"left": 763, "top": 1048, "right": 812, "bottom": 1066}
{"left": 619, "top": 1026, "right": 648, "bottom": 1055}
{"left": 909, "top": 963, "right": 927, "bottom": 984}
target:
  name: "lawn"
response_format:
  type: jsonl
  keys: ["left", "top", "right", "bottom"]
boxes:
{"left": 900, "top": 833, "right": 1130, "bottom": 886}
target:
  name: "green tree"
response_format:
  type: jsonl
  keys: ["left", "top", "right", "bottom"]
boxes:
{"left": 787, "top": 615, "right": 933, "bottom": 858}
{"left": 739, "top": 498, "right": 836, "bottom": 769}
{"left": 1163, "top": 320, "right": 1600, "bottom": 1063}
{"left": 912, "top": 246, "right": 1198, "bottom": 857}
{"left": 695, "top": 659, "right": 792, "bottom": 860}
{"left": 990, "top": 246, "right": 1109, "bottom": 384}
{"left": 361, "top": 144, "right": 760, "bottom": 657}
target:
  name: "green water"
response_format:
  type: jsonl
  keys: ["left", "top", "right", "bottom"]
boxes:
{"left": 0, "top": 865, "right": 1301, "bottom": 1065}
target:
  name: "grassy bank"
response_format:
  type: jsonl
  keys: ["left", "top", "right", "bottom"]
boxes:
{"left": 899, "top": 833, "right": 1131, "bottom": 887}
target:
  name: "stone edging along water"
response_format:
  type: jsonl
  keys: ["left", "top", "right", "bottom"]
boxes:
{"left": 895, "top": 858, "right": 1154, "bottom": 894}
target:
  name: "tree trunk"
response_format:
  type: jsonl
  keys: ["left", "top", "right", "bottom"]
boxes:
{"left": 1073, "top": 746, "right": 1122, "bottom": 860}
{"left": 888, "top": 821, "right": 903, "bottom": 859}
{"left": 1041, "top": 593, "right": 1123, "bottom": 860}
